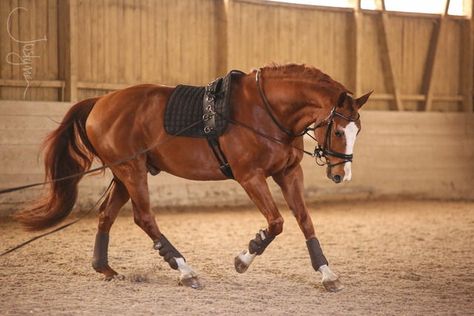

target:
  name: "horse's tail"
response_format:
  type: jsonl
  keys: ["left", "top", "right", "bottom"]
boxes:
{"left": 14, "top": 97, "right": 100, "bottom": 230}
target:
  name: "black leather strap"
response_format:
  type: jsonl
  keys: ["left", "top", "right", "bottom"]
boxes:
{"left": 203, "top": 77, "right": 234, "bottom": 179}
{"left": 256, "top": 69, "right": 307, "bottom": 138}
{"left": 207, "top": 137, "right": 234, "bottom": 178}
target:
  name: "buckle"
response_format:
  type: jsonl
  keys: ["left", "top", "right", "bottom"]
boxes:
{"left": 204, "top": 126, "right": 213, "bottom": 134}
{"left": 202, "top": 113, "right": 214, "bottom": 121}
{"left": 313, "top": 146, "right": 324, "bottom": 158}
{"left": 206, "top": 105, "right": 215, "bottom": 115}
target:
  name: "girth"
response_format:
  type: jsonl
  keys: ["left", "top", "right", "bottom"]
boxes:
{"left": 203, "top": 77, "right": 234, "bottom": 179}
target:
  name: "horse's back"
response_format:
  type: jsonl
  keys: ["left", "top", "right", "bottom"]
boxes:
{"left": 85, "top": 84, "right": 174, "bottom": 160}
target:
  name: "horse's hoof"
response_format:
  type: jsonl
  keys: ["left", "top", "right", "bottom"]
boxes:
{"left": 234, "top": 255, "right": 249, "bottom": 273}
{"left": 322, "top": 277, "right": 343, "bottom": 292}
{"left": 104, "top": 273, "right": 125, "bottom": 281}
{"left": 179, "top": 276, "right": 203, "bottom": 290}
{"left": 234, "top": 250, "right": 256, "bottom": 273}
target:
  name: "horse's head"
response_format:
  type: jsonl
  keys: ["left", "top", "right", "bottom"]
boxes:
{"left": 251, "top": 64, "right": 372, "bottom": 183}
{"left": 312, "top": 91, "right": 372, "bottom": 183}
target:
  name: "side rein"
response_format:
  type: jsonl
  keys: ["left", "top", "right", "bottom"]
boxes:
{"left": 255, "top": 68, "right": 359, "bottom": 168}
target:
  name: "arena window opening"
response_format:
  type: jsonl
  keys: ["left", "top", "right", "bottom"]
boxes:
{"left": 266, "top": 0, "right": 471, "bottom": 16}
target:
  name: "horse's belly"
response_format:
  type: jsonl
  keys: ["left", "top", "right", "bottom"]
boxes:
{"left": 148, "top": 137, "right": 228, "bottom": 181}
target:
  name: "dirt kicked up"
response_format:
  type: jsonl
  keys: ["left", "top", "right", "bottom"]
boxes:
{"left": 1, "top": 200, "right": 473, "bottom": 315}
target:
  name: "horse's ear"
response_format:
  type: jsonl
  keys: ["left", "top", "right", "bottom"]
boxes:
{"left": 337, "top": 91, "right": 347, "bottom": 108}
{"left": 355, "top": 91, "right": 373, "bottom": 109}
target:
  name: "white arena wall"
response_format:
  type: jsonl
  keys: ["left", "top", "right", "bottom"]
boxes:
{"left": 0, "top": 101, "right": 473, "bottom": 216}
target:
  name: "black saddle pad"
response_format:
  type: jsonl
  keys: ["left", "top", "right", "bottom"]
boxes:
{"left": 164, "top": 70, "right": 244, "bottom": 137}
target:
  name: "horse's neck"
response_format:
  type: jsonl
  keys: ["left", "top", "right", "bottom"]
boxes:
{"left": 256, "top": 75, "right": 327, "bottom": 135}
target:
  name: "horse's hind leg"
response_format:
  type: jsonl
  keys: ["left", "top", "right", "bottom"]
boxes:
{"left": 114, "top": 158, "right": 202, "bottom": 289}
{"left": 92, "top": 179, "right": 130, "bottom": 280}
{"left": 234, "top": 172, "right": 284, "bottom": 273}
{"left": 273, "top": 164, "right": 342, "bottom": 292}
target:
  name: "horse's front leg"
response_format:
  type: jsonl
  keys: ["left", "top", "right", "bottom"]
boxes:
{"left": 273, "top": 164, "right": 343, "bottom": 292}
{"left": 234, "top": 172, "right": 284, "bottom": 273}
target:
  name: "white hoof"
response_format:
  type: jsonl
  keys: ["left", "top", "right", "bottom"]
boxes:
{"left": 175, "top": 258, "right": 202, "bottom": 289}
{"left": 234, "top": 250, "right": 256, "bottom": 273}
{"left": 319, "top": 265, "right": 343, "bottom": 292}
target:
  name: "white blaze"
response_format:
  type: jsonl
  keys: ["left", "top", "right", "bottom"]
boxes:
{"left": 342, "top": 122, "right": 358, "bottom": 181}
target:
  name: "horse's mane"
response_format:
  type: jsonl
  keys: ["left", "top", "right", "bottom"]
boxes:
{"left": 260, "top": 63, "right": 349, "bottom": 92}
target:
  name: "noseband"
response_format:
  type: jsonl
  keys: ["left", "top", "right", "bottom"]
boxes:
{"left": 256, "top": 69, "right": 360, "bottom": 168}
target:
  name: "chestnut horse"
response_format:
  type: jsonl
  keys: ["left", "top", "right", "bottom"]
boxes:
{"left": 15, "top": 64, "right": 371, "bottom": 291}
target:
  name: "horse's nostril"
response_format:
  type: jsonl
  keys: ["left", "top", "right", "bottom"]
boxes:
{"left": 333, "top": 175, "right": 341, "bottom": 183}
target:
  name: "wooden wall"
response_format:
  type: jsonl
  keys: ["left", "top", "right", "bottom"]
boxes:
{"left": 226, "top": 2, "right": 354, "bottom": 91}
{"left": 1, "top": 100, "right": 473, "bottom": 215}
{"left": 0, "top": 0, "right": 59, "bottom": 101}
{"left": 0, "top": 0, "right": 219, "bottom": 101}
{"left": 76, "top": 0, "right": 219, "bottom": 99}
{"left": 0, "top": 0, "right": 472, "bottom": 111}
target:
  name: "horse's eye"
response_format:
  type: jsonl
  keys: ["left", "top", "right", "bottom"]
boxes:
{"left": 335, "top": 130, "right": 344, "bottom": 137}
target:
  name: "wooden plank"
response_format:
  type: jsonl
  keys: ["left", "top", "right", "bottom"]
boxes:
{"left": 378, "top": 1, "right": 403, "bottom": 111}
{"left": 140, "top": 0, "right": 149, "bottom": 82}
{"left": 0, "top": 129, "right": 54, "bottom": 145}
{"left": 234, "top": 0, "right": 353, "bottom": 13}
{"left": 37, "top": 0, "right": 55, "bottom": 101}
{"left": 103, "top": 0, "right": 111, "bottom": 83}
{"left": 0, "top": 79, "right": 64, "bottom": 88}
{"left": 370, "top": 93, "right": 463, "bottom": 102}
{"left": 423, "top": 0, "right": 450, "bottom": 111}
{"left": 152, "top": 0, "right": 163, "bottom": 83}
{"left": 0, "top": 1, "right": 12, "bottom": 90}
{"left": 355, "top": 148, "right": 474, "bottom": 168}
{"left": 353, "top": 0, "right": 362, "bottom": 96}
{"left": 355, "top": 134, "right": 474, "bottom": 146}
{"left": 57, "top": 0, "right": 78, "bottom": 101}
{"left": 460, "top": 17, "right": 473, "bottom": 112}
{"left": 47, "top": 0, "right": 59, "bottom": 101}
{"left": 10, "top": 0, "right": 20, "bottom": 82}
{"left": 76, "top": 81, "right": 135, "bottom": 90}
{"left": 23, "top": 0, "right": 36, "bottom": 100}
{"left": 360, "top": 8, "right": 469, "bottom": 20}
{"left": 123, "top": 0, "right": 133, "bottom": 83}
{"left": 98, "top": 0, "right": 107, "bottom": 85}
{"left": 132, "top": 0, "right": 141, "bottom": 82}
{"left": 0, "top": 115, "right": 66, "bottom": 130}
{"left": 89, "top": 0, "right": 98, "bottom": 86}
{"left": 0, "top": 100, "right": 71, "bottom": 115}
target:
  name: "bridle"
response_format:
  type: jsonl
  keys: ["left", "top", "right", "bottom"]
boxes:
{"left": 256, "top": 68, "right": 360, "bottom": 168}
{"left": 309, "top": 108, "right": 360, "bottom": 168}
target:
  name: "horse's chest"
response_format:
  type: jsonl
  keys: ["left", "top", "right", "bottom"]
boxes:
{"left": 259, "top": 145, "right": 303, "bottom": 175}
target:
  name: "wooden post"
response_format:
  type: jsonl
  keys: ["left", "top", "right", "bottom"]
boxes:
{"left": 423, "top": 0, "right": 450, "bottom": 111}
{"left": 57, "top": 0, "right": 78, "bottom": 102}
{"left": 353, "top": 0, "right": 362, "bottom": 97}
{"left": 215, "top": 0, "right": 229, "bottom": 77}
{"left": 460, "top": 1, "right": 473, "bottom": 112}
{"left": 379, "top": 0, "right": 403, "bottom": 111}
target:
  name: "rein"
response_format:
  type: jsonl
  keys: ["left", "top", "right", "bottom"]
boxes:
{"left": 0, "top": 72, "right": 358, "bottom": 196}
{"left": 0, "top": 119, "right": 203, "bottom": 256}
{"left": 255, "top": 68, "right": 359, "bottom": 168}
{"left": 0, "top": 119, "right": 203, "bottom": 195}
